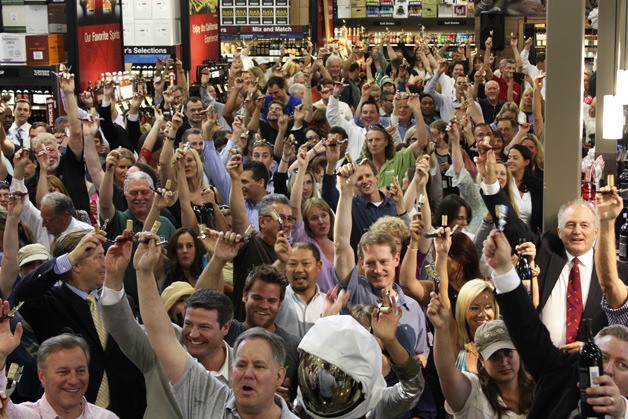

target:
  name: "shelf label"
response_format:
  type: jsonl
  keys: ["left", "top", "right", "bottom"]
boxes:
{"left": 437, "top": 19, "right": 466, "bottom": 26}
{"left": 374, "top": 21, "right": 401, "bottom": 26}
{"left": 32, "top": 68, "right": 52, "bottom": 77}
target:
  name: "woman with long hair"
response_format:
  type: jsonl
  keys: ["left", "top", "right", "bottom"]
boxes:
{"left": 428, "top": 294, "right": 534, "bottom": 418}
{"left": 519, "top": 133, "right": 544, "bottom": 181}
{"left": 161, "top": 227, "right": 206, "bottom": 290}
{"left": 494, "top": 101, "right": 526, "bottom": 125}
{"left": 507, "top": 144, "right": 543, "bottom": 234}
{"left": 361, "top": 94, "right": 428, "bottom": 188}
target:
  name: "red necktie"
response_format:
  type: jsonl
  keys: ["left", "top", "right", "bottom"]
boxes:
{"left": 565, "top": 257, "right": 582, "bottom": 343}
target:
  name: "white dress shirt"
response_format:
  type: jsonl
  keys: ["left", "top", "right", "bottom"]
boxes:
{"left": 540, "top": 248, "right": 594, "bottom": 347}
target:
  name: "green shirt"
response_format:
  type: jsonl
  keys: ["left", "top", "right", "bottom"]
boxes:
{"left": 106, "top": 209, "right": 177, "bottom": 304}
{"left": 377, "top": 146, "right": 417, "bottom": 188}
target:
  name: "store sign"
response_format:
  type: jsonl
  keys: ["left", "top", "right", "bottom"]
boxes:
{"left": 0, "top": 68, "right": 20, "bottom": 77}
{"left": 219, "top": 25, "right": 304, "bottom": 34}
{"left": 76, "top": 3, "right": 123, "bottom": 91}
{"left": 437, "top": 19, "right": 467, "bottom": 26}
{"left": 189, "top": 4, "right": 219, "bottom": 83}
{"left": 123, "top": 45, "right": 179, "bottom": 64}
{"left": 374, "top": 21, "right": 402, "bottom": 26}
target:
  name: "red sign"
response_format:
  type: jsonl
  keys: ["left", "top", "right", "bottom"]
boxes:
{"left": 77, "top": 23, "right": 123, "bottom": 91}
{"left": 189, "top": 12, "right": 219, "bottom": 84}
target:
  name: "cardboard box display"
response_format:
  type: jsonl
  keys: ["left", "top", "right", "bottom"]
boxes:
{"left": 337, "top": 5, "right": 351, "bottom": 18}
{"left": 122, "top": 22, "right": 135, "bottom": 45}
{"left": 422, "top": 3, "right": 436, "bottom": 16}
{"left": 350, "top": 7, "right": 366, "bottom": 18}
{"left": 134, "top": 20, "right": 153, "bottom": 45}
{"left": 121, "top": 0, "right": 134, "bottom": 23}
{"left": 153, "top": 19, "right": 180, "bottom": 46}
{"left": 133, "top": 0, "right": 151, "bottom": 20}
{"left": 437, "top": 3, "right": 453, "bottom": 17}
{"left": 152, "top": 0, "right": 180, "bottom": 19}
{"left": 47, "top": 3, "right": 66, "bottom": 33}
{"left": 25, "top": 33, "right": 64, "bottom": 65}
{"left": 2, "top": 5, "right": 26, "bottom": 32}
{"left": 26, "top": 4, "right": 48, "bottom": 34}
{"left": 0, "top": 32, "right": 26, "bottom": 63}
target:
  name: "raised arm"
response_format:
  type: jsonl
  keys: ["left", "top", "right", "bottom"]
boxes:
{"left": 138, "top": 108, "right": 166, "bottom": 165}
{"left": 532, "top": 73, "right": 545, "bottom": 137}
{"left": 595, "top": 187, "right": 627, "bottom": 308}
{"left": 483, "top": 37, "right": 494, "bottom": 80}
{"left": 98, "top": 150, "right": 120, "bottom": 221}
{"left": 83, "top": 117, "right": 106, "bottom": 193}
{"left": 289, "top": 146, "right": 309, "bottom": 224}
{"left": 434, "top": 227, "right": 453, "bottom": 309}
{"left": 226, "top": 154, "right": 248, "bottom": 235}
{"left": 426, "top": 293, "right": 472, "bottom": 412}
{"left": 333, "top": 162, "right": 360, "bottom": 284}
{"left": 142, "top": 187, "right": 175, "bottom": 232}
{"left": 58, "top": 70, "right": 83, "bottom": 160}
{"left": 135, "top": 234, "right": 188, "bottom": 383}
{"left": 173, "top": 150, "right": 199, "bottom": 231}
{"left": 196, "top": 231, "right": 244, "bottom": 292}
{"left": 407, "top": 94, "right": 428, "bottom": 158}
{"left": 158, "top": 110, "right": 182, "bottom": 188}
{"left": 0, "top": 194, "right": 26, "bottom": 298}
{"left": 510, "top": 33, "right": 523, "bottom": 72}
{"left": 399, "top": 214, "right": 433, "bottom": 306}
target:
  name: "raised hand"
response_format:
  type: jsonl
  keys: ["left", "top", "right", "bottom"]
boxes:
{"left": 226, "top": 154, "right": 243, "bottom": 179}
{"left": 426, "top": 292, "right": 450, "bottom": 329}
{"left": 133, "top": 233, "right": 161, "bottom": 272}
{"left": 336, "top": 162, "right": 359, "bottom": 192}
{"left": 371, "top": 289, "right": 402, "bottom": 344}
{"left": 68, "top": 231, "right": 107, "bottom": 266}
{"left": 213, "top": 231, "right": 245, "bottom": 262}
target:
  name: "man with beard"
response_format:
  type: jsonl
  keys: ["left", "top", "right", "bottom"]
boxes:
{"left": 274, "top": 241, "right": 326, "bottom": 339}
{"left": 249, "top": 98, "right": 285, "bottom": 144}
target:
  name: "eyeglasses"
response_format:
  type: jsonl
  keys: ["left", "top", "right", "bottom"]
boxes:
{"left": 42, "top": 211, "right": 67, "bottom": 224}
{"left": 366, "top": 123, "right": 385, "bottom": 132}
{"left": 262, "top": 214, "right": 297, "bottom": 224}
{"left": 218, "top": 205, "right": 230, "bottom": 210}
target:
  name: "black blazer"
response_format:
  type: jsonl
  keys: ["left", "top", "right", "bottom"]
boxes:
{"left": 497, "top": 284, "right": 578, "bottom": 419}
{"left": 535, "top": 232, "right": 628, "bottom": 340}
{"left": 14, "top": 259, "right": 146, "bottom": 418}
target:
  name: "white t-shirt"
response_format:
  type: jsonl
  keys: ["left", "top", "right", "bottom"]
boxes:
{"left": 445, "top": 371, "right": 527, "bottom": 419}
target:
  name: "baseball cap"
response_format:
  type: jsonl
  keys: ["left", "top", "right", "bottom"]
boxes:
{"left": 474, "top": 319, "right": 515, "bottom": 359}
{"left": 17, "top": 244, "right": 50, "bottom": 268}
{"left": 161, "top": 282, "right": 195, "bottom": 312}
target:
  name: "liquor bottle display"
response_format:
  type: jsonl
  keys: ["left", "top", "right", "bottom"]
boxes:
{"left": 578, "top": 318, "right": 604, "bottom": 419}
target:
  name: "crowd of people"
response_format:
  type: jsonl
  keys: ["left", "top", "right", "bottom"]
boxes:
{"left": 0, "top": 29, "right": 626, "bottom": 419}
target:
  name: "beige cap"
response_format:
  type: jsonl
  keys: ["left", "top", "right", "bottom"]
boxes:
{"left": 17, "top": 244, "right": 50, "bottom": 268}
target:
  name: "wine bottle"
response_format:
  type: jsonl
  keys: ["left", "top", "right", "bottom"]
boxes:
{"left": 578, "top": 318, "right": 604, "bottom": 419}
{"left": 515, "top": 238, "right": 533, "bottom": 297}
{"left": 620, "top": 213, "right": 628, "bottom": 262}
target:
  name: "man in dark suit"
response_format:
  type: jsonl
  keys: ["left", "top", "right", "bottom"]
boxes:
{"left": 13, "top": 229, "right": 146, "bottom": 418}
{"left": 478, "top": 150, "right": 628, "bottom": 351}
{"left": 483, "top": 229, "right": 628, "bottom": 419}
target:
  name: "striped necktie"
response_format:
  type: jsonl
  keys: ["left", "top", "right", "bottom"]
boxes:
{"left": 86, "top": 294, "right": 110, "bottom": 407}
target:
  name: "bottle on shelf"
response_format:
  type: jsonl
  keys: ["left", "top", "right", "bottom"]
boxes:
{"left": 578, "top": 318, "right": 604, "bottom": 419}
